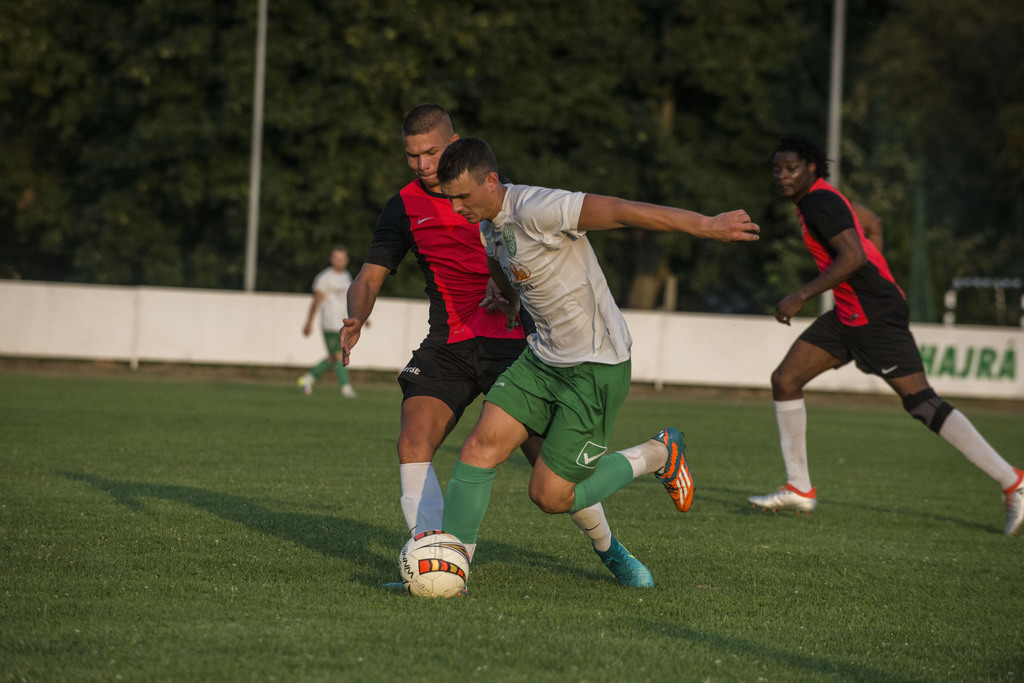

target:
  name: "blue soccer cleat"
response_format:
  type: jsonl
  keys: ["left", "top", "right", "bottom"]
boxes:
{"left": 596, "top": 536, "right": 654, "bottom": 588}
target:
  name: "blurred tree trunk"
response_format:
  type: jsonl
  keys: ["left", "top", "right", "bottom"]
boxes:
{"left": 627, "top": 54, "right": 676, "bottom": 310}
{"left": 908, "top": 159, "right": 935, "bottom": 322}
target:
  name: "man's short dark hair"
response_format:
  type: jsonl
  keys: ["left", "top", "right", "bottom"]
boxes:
{"left": 402, "top": 104, "right": 454, "bottom": 139}
{"left": 437, "top": 137, "right": 499, "bottom": 185}
{"left": 774, "top": 135, "right": 830, "bottom": 180}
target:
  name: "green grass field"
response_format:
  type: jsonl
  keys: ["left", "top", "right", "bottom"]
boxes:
{"left": 1, "top": 366, "right": 1022, "bottom": 681}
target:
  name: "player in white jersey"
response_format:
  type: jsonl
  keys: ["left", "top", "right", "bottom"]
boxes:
{"left": 299, "top": 245, "right": 358, "bottom": 398}
{"left": 479, "top": 184, "right": 631, "bottom": 368}
{"left": 435, "top": 137, "right": 759, "bottom": 581}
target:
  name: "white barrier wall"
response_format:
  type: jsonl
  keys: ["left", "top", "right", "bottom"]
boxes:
{"left": 1, "top": 279, "right": 1021, "bottom": 400}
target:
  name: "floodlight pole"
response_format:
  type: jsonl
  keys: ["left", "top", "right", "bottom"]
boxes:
{"left": 821, "top": 0, "right": 846, "bottom": 313}
{"left": 244, "top": 0, "right": 268, "bottom": 292}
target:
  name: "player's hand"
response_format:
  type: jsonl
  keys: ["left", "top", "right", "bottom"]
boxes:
{"left": 707, "top": 210, "right": 760, "bottom": 242}
{"left": 302, "top": 321, "right": 313, "bottom": 337}
{"left": 480, "top": 278, "right": 508, "bottom": 308}
{"left": 339, "top": 318, "right": 363, "bottom": 366}
{"left": 774, "top": 295, "right": 803, "bottom": 325}
{"left": 480, "top": 282, "right": 521, "bottom": 331}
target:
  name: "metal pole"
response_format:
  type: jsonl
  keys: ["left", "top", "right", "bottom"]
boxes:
{"left": 827, "top": 0, "right": 846, "bottom": 190}
{"left": 821, "top": 0, "right": 846, "bottom": 314}
{"left": 244, "top": 0, "right": 268, "bottom": 292}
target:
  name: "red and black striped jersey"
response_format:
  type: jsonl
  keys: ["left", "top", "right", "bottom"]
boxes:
{"left": 797, "top": 178, "right": 905, "bottom": 326}
{"left": 364, "top": 178, "right": 525, "bottom": 344}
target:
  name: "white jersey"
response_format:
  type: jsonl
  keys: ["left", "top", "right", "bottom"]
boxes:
{"left": 480, "top": 184, "right": 631, "bottom": 367}
{"left": 311, "top": 267, "right": 352, "bottom": 331}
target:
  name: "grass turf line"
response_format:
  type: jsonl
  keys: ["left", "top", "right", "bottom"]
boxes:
{"left": 1, "top": 371, "right": 1022, "bottom": 681}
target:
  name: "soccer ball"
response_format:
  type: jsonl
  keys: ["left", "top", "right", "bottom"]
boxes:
{"left": 398, "top": 530, "right": 470, "bottom": 598}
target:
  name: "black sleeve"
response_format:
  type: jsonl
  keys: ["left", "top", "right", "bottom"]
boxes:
{"left": 363, "top": 193, "right": 412, "bottom": 274}
{"left": 801, "top": 191, "right": 856, "bottom": 242}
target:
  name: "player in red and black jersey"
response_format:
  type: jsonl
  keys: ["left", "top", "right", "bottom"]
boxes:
{"left": 340, "top": 105, "right": 653, "bottom": 585}
{"left": 748, "top": 136, "right": 1023, "bottom": 535}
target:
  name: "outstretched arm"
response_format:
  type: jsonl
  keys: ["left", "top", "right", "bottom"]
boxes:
{"left": 576, "top": 194, "right": 760, "bottom": 242}
{"left": 340, "top": 262, "right": 390, "bottom": 365}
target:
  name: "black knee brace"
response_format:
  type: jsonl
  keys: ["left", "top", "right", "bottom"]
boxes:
{"left": 902, "top": 388, "right": 954, "bottom": 433}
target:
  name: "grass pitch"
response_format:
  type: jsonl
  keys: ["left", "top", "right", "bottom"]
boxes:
{"left": 1, "top": 366, "right": 1021, "bottom": 681}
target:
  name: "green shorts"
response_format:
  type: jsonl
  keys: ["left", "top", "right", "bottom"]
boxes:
{"left": 485, "top": 348, "right": 631, "bottom": 484}
{"left": 322, "top": 330, "right": 343, "bottom": 356}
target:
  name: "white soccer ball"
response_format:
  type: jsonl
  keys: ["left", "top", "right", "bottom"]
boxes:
{"left": 398, "top": 530, "right": 470, "bottom": 598}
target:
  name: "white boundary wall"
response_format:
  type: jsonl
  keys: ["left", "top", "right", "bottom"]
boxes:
{"left": 1, "top": 280, "right": 1021, "bottom": 400}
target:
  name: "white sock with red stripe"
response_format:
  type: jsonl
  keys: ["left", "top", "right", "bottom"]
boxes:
{"left": 938, "top": 410, "right": 1019, "bottom": 490}
{"left": 783, "top": 482, "right": 817, "bottom": 498}
{"left": 1004, "top": 469, "right": 1024, "bottom": 498}
{"left": 776, "top": 399, "right": 813, "bottom": 493}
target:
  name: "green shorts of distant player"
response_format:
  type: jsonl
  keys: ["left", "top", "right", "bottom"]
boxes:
{"left": 321, "top": 330, "right": 343, "bottom": 357}
{"left": 485, "top": 347, "right": 631, "bottom": 484}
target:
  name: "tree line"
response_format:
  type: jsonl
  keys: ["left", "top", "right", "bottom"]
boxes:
{"left": 2, "top": 0, "right": 1021, "bottom": 324}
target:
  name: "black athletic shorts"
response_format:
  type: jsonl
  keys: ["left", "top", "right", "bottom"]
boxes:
{"left": 397, "top": 337, "right": 528, "bottom": 420}
{"left": 798, "top": 301, "right": 924, "bottom": 379}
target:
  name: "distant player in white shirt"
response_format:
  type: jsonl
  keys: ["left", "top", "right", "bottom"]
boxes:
{"left": 435, "top": 137, "right": 760, "bottom": 578}
{"left": 299, "top": 245, "right": 358, "bottom": 398}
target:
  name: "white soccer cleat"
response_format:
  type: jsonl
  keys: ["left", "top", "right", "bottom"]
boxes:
{"left": 748, "top": 483, "right": 817, "bottom": 513}
{"left": 1004, "top": 470, "right": 1024, "bottom": 536}
{"left": 297, "top": 374, "right": 314, "bottom": 396}
{"left": 341, "top": 384, "right": 357, "bottom": 399}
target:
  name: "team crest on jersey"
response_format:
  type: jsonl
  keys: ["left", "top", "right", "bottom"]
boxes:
{"left": 502, "top": 226, "right": 517, "bottom": 256}
{"left": 505, "top": 261, "right": 531, "bottom": 285}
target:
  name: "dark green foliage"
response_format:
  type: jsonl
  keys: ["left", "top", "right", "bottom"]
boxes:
{"left": 1, "top": 1, "right": 1022, "bottom": 322}
{"left": 843, "top": 0, "right": 1024, "bottom": 324}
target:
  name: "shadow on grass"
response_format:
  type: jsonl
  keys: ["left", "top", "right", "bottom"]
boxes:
{"left": 60, "top": 472, "right": 609, "bottom": 587}
{"left": 61, "top": 471, "right": 407, "bottom": 588}
{"left": 644, "top": 621, "right": 911, "bottom": 683}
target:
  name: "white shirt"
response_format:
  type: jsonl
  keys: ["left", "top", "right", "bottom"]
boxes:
{"left": 480, "top": 184, "right": 632, "bottom": 367}
{"left": 311, "top": 267, "right": 352, "bottom": 331}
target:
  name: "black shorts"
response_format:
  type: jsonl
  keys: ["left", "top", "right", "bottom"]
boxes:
{"left": 798, "top": 302, "right": 924, "bottom": 379}
{"left": 397, "top": 337, "right": 528, "bottom": 420}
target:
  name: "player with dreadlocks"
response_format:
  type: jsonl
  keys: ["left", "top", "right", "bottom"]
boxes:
{"left": 748, "top": 135, "right": 1024, "bottom": 536}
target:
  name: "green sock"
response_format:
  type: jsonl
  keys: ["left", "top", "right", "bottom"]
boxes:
{"left": 332, "top": 360, "right": 350, "bottom": 385}
{"left": 311, "top": 359, "right": 330, "bottom": 379}
{"left": 441, "top": 460, "right": 496, "bottom": 545}
{"left": 570, "top": 453, "right": 634, "bottom": 513}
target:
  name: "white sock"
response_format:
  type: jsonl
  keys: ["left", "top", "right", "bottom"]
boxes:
{"left": 399, "top": 462, "right": 444, "bottom": 536}
{"left": 618, "top": 438, "right": 668, "bottom": 478}
{"left": 776, "top": 399, "right": 812, "bottom": 492}
{"left": 569, "top": 502, "right": 612, "bottom": 552}
{"left": 464, "top": 542, "right": 477, "bottom": 563}
{"left": 938, "top": 409, "right": 1018, "bottom": 489}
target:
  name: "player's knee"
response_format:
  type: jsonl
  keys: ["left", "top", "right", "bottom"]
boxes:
{"left": 528, "top": 481, "right": 570, "bottom": 515}
{"left": 902, "top": 388, "right": 954, "bottom": 433}
{"left": 771, "top": 367, "right": 799, "bottom": 397}
{"left": 396, "top": 432, "right": 437, "bottom": 464}
{"left": 531, "top": 496, "right": 569, "bottom": 515}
